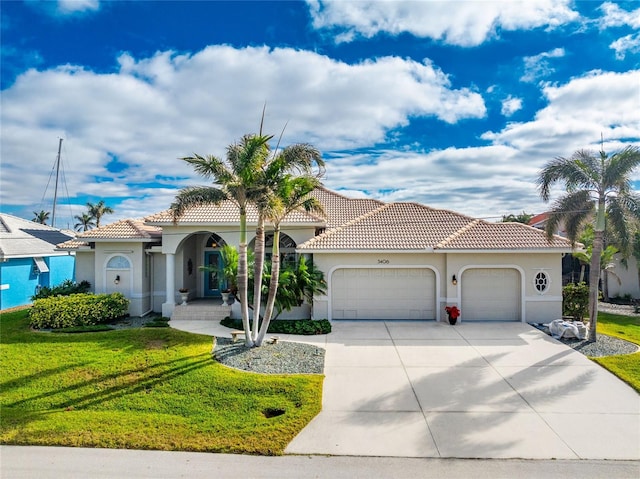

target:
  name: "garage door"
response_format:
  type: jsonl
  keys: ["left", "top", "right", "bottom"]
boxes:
{"left": 331, "top": 268, "right": 436, "bottom": 320}
{"left": 461, "top": 268, "right": 521, "bottom": 321}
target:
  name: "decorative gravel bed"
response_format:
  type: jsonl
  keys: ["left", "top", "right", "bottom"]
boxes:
{"left": 560, "top": 334, "right": 639, "bottom": 357}
{"left": 213, "top": 337, "right": 325, "bottom": 374}
{"left": 536, "top": 302, "right": 639, "bottom": 358}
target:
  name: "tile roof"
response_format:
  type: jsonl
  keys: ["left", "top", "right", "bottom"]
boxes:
{"left": 298, "top": 203, "right": 574, "bottom": 252}
{"left": 144, "top": 200, "right": 325, "bottom": 225}
{"left": 308, "top": 186, "right": 383, "bottom": 228}
{"left": 0, "top": 213, "right": 75, "bottom": 258}
{"left": 436, "top": 220, "right": 573, "bottom": 250}
{"left": 72, "top": 219, "right": 161, "bottom": 241}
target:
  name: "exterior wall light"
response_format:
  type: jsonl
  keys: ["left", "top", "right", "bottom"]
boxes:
{"left": 452, "top": 274, "right": 457, "bottom": 285}
{"left": 114, "top": 275, "right": 120, "bottom": 285}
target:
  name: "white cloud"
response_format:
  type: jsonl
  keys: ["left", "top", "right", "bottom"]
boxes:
{"left": 610, "top": 32, "right": 640, "bottom": 59}
{"left": 501, "top": 96, "right": 523, "bottom": 117}
{"left": 57, "top": 0, "right": 100, "bottom": 14}
{"left": 521, "top": 48, "right": 565, "bottom": 83}
{"left": 484, "top": 70, "right": 640, "bottom": 154}
{"left": 306, "top": 0, "right": 578, "bottom": 46}
{"left": 599, "top": 2, "right": 640, "bottom": 29}
{"left": 0, "top": 46, "right": 485, "bottom": 219}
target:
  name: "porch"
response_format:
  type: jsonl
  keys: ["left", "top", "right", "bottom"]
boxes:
{"left": 171, "top": 298, "right": 231, "bottom": 321}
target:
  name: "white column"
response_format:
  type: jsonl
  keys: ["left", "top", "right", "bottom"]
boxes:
{"left": 162, "top": 253, "right": 176, "bottom": 317}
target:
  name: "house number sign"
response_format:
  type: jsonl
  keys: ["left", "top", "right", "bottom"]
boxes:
{"left": 377, "top": 259, "right": 390, "bottom": 264}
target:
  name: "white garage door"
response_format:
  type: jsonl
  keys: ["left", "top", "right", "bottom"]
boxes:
{"left": 461, "top": 268, "right": 521, "bottom": 321}
{"left": 331, "top": 268, "right": 436, "bottom": 320}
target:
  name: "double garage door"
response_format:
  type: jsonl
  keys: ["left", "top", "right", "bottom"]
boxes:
{"left": 330, "top": 267, "right": 521, "bottom": 321}
{"left": 461, "top": 268, "right": 521, "bottom": 321}
{"left": 331, "top": 268, "right": 436, "bottom": 320}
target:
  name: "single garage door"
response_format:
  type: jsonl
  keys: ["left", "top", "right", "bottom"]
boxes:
{"left": 331, "top": 268, "right": 436, "bottom": 320}
{"left": 461, "top": 268, "right": 521, "bottom": 321}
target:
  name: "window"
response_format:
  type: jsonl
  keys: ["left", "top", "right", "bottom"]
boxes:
{"left": 206, "top": 233, "right": 226, "bottom": 248}
{"left": 534, "top": 271, "right": 549, "bottom": 294}
{"left": 107, "top": 255, "right": 130, "bottom": 269}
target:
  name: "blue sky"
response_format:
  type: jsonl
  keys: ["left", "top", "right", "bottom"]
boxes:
{"left": 1, "top": 0, "right": 639, "bottom": 229}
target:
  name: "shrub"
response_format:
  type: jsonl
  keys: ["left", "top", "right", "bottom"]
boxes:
{"left": 29, "top": 293, "right": 129, "bottom": 329}
{"left": 563, "top": 282, "right": 589, "bottom": 321}
{"left": 31, "top": 280, "right": 91, "bottom": 300}
{"left": 220, "top": 317, "right": 331, "bottom": 335}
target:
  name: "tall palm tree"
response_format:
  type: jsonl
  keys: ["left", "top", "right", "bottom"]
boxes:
{"left": 255, "top": 175, "right": 324, "bottom": 346}
{"left": 537, "top": 145, "right": 640, "bottom": 340}
{"left": 86, "top": 200, "right": 114, "bottom": 227}
{"left": 74, "top": 212, "right": 96, "bottom": 232}
{"left": 32, "top": 210, "right": 50, "bottom": 224}
{"left": 171, "top": 134, "right": 272, "bottom": 347}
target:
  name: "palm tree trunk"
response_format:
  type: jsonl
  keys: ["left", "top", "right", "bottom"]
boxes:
{"left": 238, "top": 207, "right": 254, "bottom": 347}
{"left": 252, "top": 215, "right": 266, "bottom": 341}
{"left": 588, "top": 201, "right": 606, "bottom": 342}
{"left": 256, "top": 227, "right": 281, "bottom": 346}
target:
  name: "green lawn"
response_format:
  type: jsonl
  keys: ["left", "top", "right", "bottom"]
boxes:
{"left": 0, "top": 309, "right": 322, "bottom": 454}
{"left": 591, "top": 312, "right": 640, "bottom": 393}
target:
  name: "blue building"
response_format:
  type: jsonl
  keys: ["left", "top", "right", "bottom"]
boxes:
{"left": 0, "top": 213, "right": 76, "bottom": 310}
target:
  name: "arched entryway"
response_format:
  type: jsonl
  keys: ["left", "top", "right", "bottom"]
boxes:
{"left": 203, "top": 233, "right": 227, "bottom": 297}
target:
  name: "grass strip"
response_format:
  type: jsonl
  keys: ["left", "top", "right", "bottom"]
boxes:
{"left": 591, "top": 312, "right": 640, "bottom": 392}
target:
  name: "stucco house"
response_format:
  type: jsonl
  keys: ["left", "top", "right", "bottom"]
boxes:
{"left": 0, "top": 213, "right": 76, "bottom": 310}
{"left": 59, "top": 187, "right": 575, "bottom": 323}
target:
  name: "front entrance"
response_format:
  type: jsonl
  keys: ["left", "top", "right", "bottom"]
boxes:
{"left": 204, "top": 251, "right": 222, "bottom": 297}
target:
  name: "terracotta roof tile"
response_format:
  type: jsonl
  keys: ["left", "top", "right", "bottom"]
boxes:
{"left": 75, "top": 219, "right": 162, "bottom": 241}
{"left": 299, "top": 204, "right": 574, "bottom": 251}
{"left": 308, "top": 186, "right": 383, "bottom": 228}
{"left": 299, "top": 202, "right": 475, "bottom": 250}
{"left": 144, "top": 200, "right": 324, "bottom": 225}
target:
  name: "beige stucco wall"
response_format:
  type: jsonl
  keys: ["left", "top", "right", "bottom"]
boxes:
{"left": 74, "top": 250, "right": 96, "bottom": 292}
{"left": 608, "top": 255, "right": 640, "bottom": 299}
{"left": 311, "top": 251, "right": 564, "bottom": 323}
{"left": 87, "top": 242, "right": 152, "bottom": 317}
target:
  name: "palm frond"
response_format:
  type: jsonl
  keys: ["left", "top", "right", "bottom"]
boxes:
{"left": 545, "top": 190, "right": 593, "bottom": 243}
{"left": 169, "top": 186, "right": 227, "bottom": 222}
{"left": 537, "top": 153, "right": 597, "bottom": 201}
{"left": 604, "top": 146, "right": 640, "bottom": 189}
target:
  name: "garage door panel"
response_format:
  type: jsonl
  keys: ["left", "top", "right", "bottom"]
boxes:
{"left": 461, "top": 268, "right": 520, "bottom": 321}
{"left": 331, "top": 268, "right": 435, "bottom": 320}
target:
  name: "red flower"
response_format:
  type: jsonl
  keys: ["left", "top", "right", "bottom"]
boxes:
{"left": 445, "top": 306, "right": 460, "bottom": 319}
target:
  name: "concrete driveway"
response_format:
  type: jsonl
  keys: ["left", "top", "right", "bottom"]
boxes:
{"left": 171, "top": 320, "right": 640, "bottom": 460}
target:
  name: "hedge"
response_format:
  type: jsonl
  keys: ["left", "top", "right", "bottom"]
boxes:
{"left": 29, "top": 293, "right": 129, "bottom": 329}
{"left": 220, "top": 317, "right": 331, "bottom": 335}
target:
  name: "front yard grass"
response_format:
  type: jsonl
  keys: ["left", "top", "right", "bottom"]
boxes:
{"left": 0, "top": 309, "right": 322, "bottom": 454}
{"left": 592, "top": 312, "right": 640, "bottom": 392}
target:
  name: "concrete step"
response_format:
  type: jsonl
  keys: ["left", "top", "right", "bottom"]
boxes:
{"left": 171, "top": 302, "right": 231, "bottom": 321}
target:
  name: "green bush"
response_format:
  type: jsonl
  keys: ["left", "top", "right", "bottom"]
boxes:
{"left": 563, "top": 282, "right": 589, "bottom": 321}
{"left": 220, "top": 317, "right": 331, "bottom": 335}
{"left": 29, "top": 293, "right": 129, "bottom": 329}
{"left": 31, "top": 280, "right": 91, "bottom": 300}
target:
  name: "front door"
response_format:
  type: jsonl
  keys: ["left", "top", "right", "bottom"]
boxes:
{"left": 204, "top": 251, "right": 222, "bottom": 297}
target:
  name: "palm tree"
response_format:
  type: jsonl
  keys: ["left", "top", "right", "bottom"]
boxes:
{"left": 256, "top": 175, "right": 324, "bottom": 346}
{"left": 86, "top": 200, "right": 114, "bottom": 227}
{"left": 74, "top": 212, "right": 96, "bottom": 232}
{"left": 537, "top": 145, "right": 640, "bottom": 341}
{"left": 32, "top": 210, "right": 50, "bottom": 224}
{"left": 171, "top": 134, "right": 272, "bottom": 347}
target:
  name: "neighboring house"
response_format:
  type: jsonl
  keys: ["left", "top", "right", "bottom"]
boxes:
{"left": 529, "top": 212, "right": 639, "bottom": 298}
{"left": 0, "top": 213, "right": 76, "bottom": 310}
{"left": 59, "top": 187, "right": 574, "bottom": 323}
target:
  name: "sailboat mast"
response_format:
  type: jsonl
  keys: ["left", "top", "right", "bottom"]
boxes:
{"left": 51, "top": 138, "right": 63, "bottom": 228}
